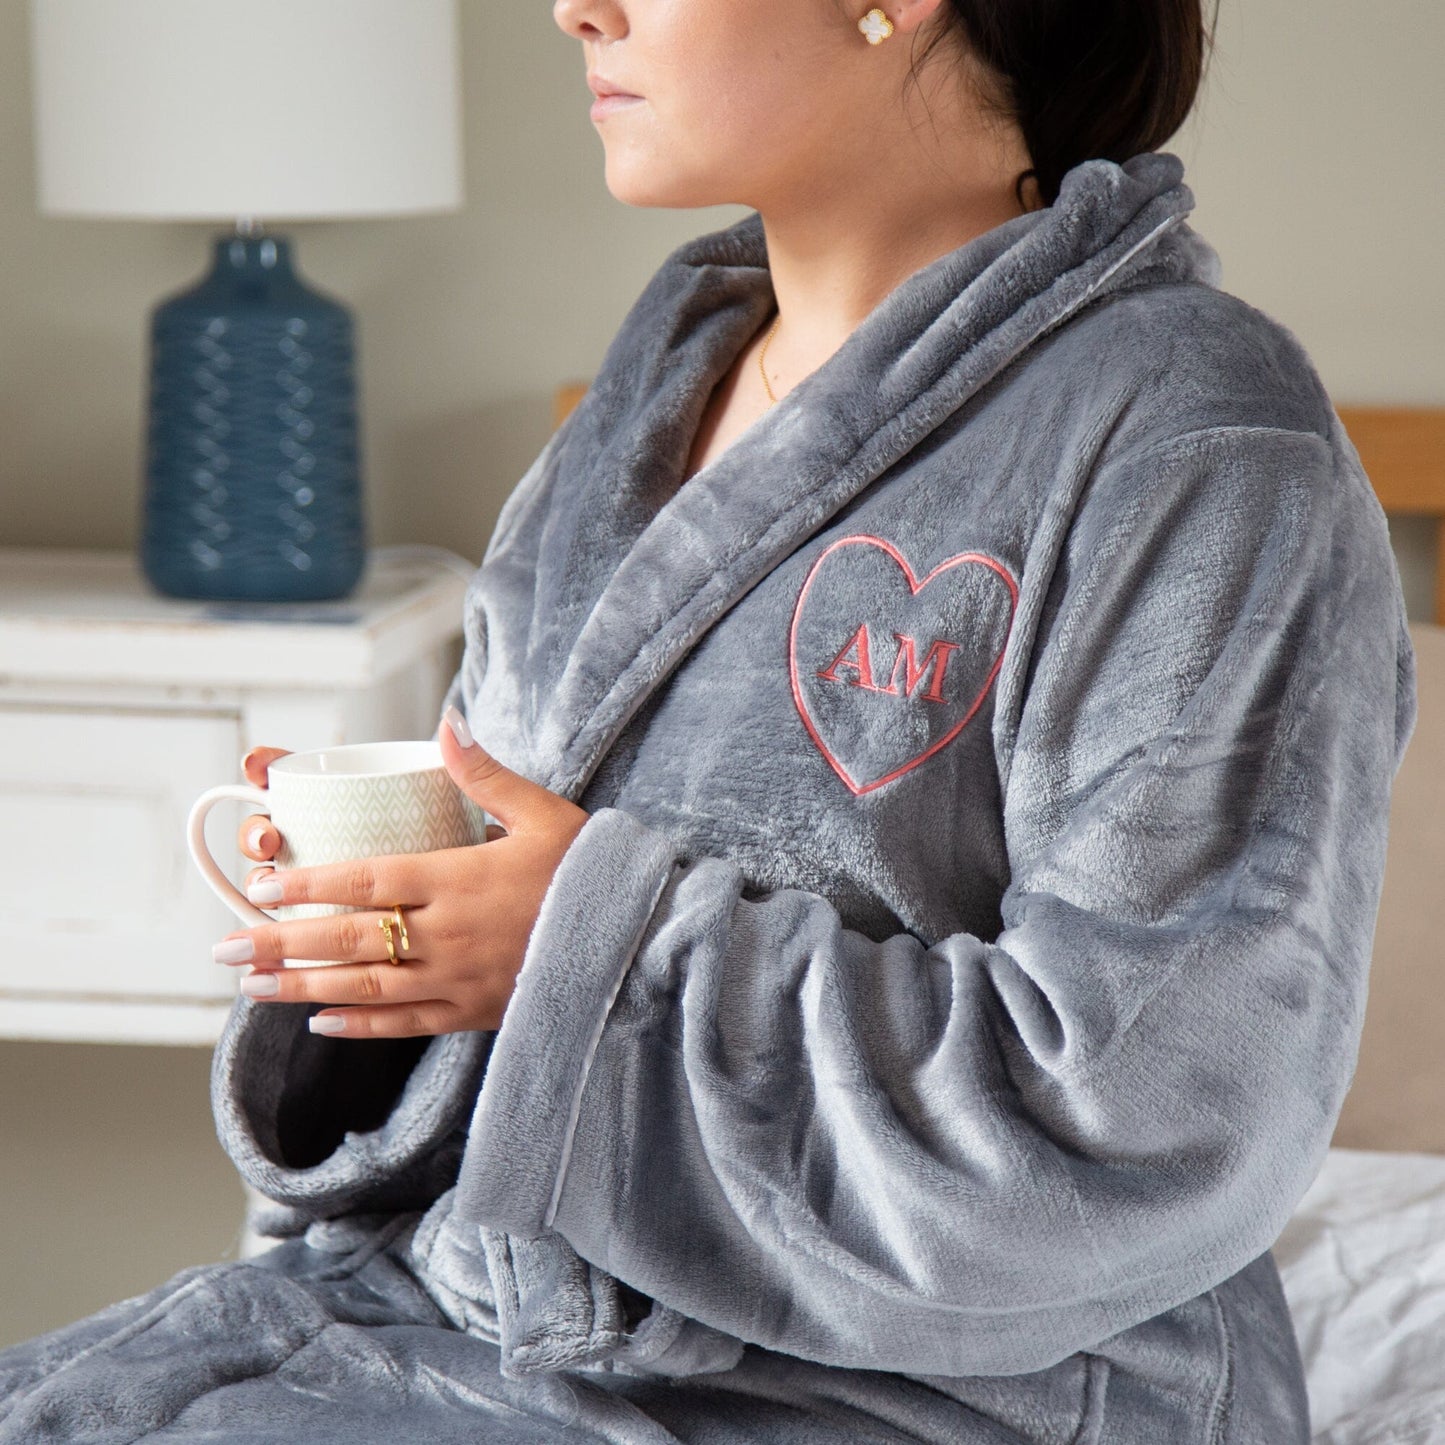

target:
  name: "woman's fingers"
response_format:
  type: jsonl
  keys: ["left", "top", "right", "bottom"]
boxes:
{"left": 237, "top": 815, "right": 281, "bottom": 862}
{"left": 237, "top": 747, "right": 290, "bottom": 858}
{"left": 242, "top": 746, "right": 292, "bottom": 789}
{"left": 307, "top": 1000, "right": 468, "bottom": 1040}
{"left": 249, "top": 854, "right": 427, "bottom": 912}
{"left": 215, "top": 909, "right": 415, "bottom": 967}
{"left": 237, "top": 960, "right": 441, "bottom": 1010}
{"left": 243, "top": 866, "right": 279, "bottom": 895}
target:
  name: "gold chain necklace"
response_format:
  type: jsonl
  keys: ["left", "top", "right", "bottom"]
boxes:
{"left": 758, "top": 311, "right": 782, "bottom": 405}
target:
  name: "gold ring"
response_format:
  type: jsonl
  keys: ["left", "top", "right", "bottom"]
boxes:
{"left": 389, "top": 905, "right": 411, "bottom": 954}
{"left": 378, "top": 905, "right": 410, "bottom": 966}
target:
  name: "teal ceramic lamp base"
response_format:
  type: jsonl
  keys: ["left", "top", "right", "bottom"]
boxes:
{"left": 141, "top": 234, "right": 366, "bottom": 602}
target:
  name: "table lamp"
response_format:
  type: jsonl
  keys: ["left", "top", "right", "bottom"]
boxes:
{"left": 29, "top": 0, "right": 466, "bottom": 602}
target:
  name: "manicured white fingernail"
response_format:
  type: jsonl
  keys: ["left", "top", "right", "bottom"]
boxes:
{"left": 443, "top": 705, "right": 475, "bottom": 750}
{"left": 213, "top": 937, "right": 254, "bottom": 964}
{"left": 246, "top": 824, "right": 270, "bottom": 853}
{"left": 309, "top": 1015, "right": 346, "bottom": 1035}
{"left": 239, "top": 972, "right": 279, "bottom": 997}
{"left": 247, "top": 878, "right": 284, "bottom": 905}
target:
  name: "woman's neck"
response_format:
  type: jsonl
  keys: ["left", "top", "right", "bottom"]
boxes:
{"left": 746, "top": 54, "right": 1038, "bottom": 401}
{"left": 758, "top": 190, "right": 1029, "bottom": 382}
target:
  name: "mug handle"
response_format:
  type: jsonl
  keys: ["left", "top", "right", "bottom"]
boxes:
{"left": 187, "top": 784, "right": 275, "bottom": 928}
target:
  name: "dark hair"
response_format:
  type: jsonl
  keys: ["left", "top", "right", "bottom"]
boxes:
{"left": 911, "top": 0, "right": 1219, "bottom": 207}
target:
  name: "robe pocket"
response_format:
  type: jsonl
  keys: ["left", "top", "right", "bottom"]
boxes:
{"left": 480, "top": 1227, "right": 745, "bottom": 1381}
{"left": 403, "top": 1193, "right": 503, "bottom": 1343}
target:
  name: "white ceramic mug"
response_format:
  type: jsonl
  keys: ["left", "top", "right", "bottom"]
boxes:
{"left": 187, "top": 740, "right": 489, "bottom": 949}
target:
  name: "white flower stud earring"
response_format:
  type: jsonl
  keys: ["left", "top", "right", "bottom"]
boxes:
{"left": 858, "top": 7, "right": 895, "bottom": 44}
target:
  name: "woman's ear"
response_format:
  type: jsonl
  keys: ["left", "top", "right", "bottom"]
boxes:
{"left": 1016, "top": 170, "right": 1044, "bottom": 212}
{"left": 884, "top": 0, "right": 954, "bottom": 41}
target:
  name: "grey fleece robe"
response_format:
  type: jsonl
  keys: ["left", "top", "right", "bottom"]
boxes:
{"left": 0, "top": 152, "right": 1416, "bottom": 1444}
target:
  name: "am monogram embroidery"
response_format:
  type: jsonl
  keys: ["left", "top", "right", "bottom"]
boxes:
{"left": 815, "top": 626, "right": 961, "bottom": 703}
{"left": 788, "top": 534, "right": 1019, "bottom": 795}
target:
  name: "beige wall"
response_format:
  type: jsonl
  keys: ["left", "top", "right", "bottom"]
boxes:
{"left": 1178, "top": 0, "right": 1444, "bottom": 407}
{"left": 0, "top": 0, "right": 1441, "bottom": 1349}
{"left": 2, "top": 0, "right": 1442, "bottom": 600}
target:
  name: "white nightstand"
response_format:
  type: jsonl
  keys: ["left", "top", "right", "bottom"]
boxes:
{"left": 0, "top": 546, "right": 473, "bottom": 1047}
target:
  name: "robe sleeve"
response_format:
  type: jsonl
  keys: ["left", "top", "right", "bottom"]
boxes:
{"left": 207, "top": 425, "right": 581, "bottom": 1231}
{"left": 211, "top": 721, "right": 497, "bottom": 1229}
{"left": 452, "top": 420, "right": 1418, "bottom": 1376}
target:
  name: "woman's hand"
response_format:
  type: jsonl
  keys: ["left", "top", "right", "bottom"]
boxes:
{"left": 236, "top": 745, "right": 291, "bottom": 869}
{"left": 216, "top": 708, "right": 589, "bottom": 1039}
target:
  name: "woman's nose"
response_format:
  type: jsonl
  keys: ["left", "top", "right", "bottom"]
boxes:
{"left": 552, "top": 0, "right": 625, "bottom": 42}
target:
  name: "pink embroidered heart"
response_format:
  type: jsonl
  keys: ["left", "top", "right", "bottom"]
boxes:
{"left": 789, "top": 534, "right": 1018, "bottom": 795}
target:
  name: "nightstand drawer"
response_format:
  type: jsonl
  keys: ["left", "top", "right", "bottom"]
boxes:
{"left": 0, "top": 707, "right": 243, "bottom": 1003}
{"left": 0, "top": 547, "right": 466, "bottom": 1043}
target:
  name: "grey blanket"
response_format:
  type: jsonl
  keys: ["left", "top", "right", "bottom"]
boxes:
{"left": 0, "top": 152, "right": 1416, "bottom": 1443}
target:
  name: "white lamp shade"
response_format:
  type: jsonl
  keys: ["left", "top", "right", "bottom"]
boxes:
{"left": 30, "top": 0, "right": 465, "bottom": 222}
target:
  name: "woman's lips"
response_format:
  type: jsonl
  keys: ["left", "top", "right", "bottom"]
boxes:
{"left": 590, "top": 94, "right": 643, "bottom": 120}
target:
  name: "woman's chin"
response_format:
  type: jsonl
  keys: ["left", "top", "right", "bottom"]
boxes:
{"left": 601, "top": 160, "right": 729, "bottom": 212}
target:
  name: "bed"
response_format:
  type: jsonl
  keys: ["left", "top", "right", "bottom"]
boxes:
{"left": 554, "top": 387, "right": 1445, "bottom": 1441}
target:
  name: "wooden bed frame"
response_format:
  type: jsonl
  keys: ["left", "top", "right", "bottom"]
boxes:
{"left": 554, "top": 386, "right": 1444, "bottom": 623}
{"left": 1336, "top": 408, "right": 1445, "bottom": 625}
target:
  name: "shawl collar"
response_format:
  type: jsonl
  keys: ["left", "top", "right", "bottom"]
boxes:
{"left": 526, "top": 153, "right": 1215, "bottom": 798}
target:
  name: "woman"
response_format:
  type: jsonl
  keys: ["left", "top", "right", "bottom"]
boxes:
{"left": 0, "top": 0, "right": 1416, "bottom": 1440}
